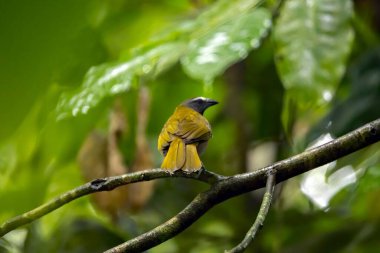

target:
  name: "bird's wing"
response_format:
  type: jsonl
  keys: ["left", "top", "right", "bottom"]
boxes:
{"left": 175, "top": 112, "right": 211, "bottom": 144}
{"left": 157, "top": 123, "right": 174, "bottom": 156}
{"left": 157, "top": 111, "right": 181, "bottom": 156}
{"left": 157, "top": 107, "right": 212, "bottom": 156}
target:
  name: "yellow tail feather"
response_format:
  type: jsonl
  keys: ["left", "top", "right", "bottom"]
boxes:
{"left": 161, "top": 138, "right": 202, "bottom": 172}
{"left": 161, "top": 138, "right": 185, "bottom": 170}
{"left": 183, "top": 144, "right": 202, "bottom": 172}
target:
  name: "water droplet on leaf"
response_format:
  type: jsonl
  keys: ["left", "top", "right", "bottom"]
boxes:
{"left": 81, "top": 105, "right": 90, "bottom": 114}
{"left": 72, "top": 107, "right": 80, "bottom": 117}
{"left": 142, "top": 64, "right": 152, "bottom": 74}
{"left": 250, "top": 39, "right": 260, "bottom": 49}
{"left": 323, "top": 90, "right": 333, "bottom": 102}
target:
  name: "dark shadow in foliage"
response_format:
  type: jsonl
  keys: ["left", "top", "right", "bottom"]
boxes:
{"left": 309, "top": 47, "right": 380, "bottom": 141}
{"left": 43, "top": 219, "right": 125, "bottom": 253}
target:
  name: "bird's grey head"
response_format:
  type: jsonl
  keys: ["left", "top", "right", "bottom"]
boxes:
{"left": 181, "top": 97, "right": 218, "bottom": 115}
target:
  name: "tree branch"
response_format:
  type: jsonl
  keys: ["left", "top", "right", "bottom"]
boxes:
{"left": 0, "top": 169, "right": 224, "bottom": 237}
{"left": 1, "top": 118, "right": 379, "bottom": 253}
{"left": 225, "top": 172, "right": 276, "bottom": 253}
{"left": 104, "top": 118, "right": 380, "bottom": 253}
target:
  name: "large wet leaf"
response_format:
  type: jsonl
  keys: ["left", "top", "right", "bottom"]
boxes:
{"left": 56, "top": 0, "right": 267, "bottom": 119}
{"left": 181, "top": 8, "right": 271, "bottom": 82}
{"left": 193, "top": 0, "right": 263, "bottom": 34}
{"left": 309, "top": 47, "right": 380, "bottom": 140}
{"left": 56, "top": 42, "right": 186, "bottom": 119}
{"left": 274, "top": 0, "right": 354, "bottom": 106}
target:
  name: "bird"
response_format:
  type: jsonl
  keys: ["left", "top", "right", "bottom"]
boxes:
{"left": 158, "top": 97, "right": 218, "bottom": 172}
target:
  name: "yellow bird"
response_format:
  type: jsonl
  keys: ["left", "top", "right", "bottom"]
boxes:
{"left": 158, "top": 97, "right": 218, "bottom": 172}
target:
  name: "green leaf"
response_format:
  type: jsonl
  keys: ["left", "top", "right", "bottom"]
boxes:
{"left": 56, "top": 0, "right": 269, "bottom": 119}
{"left": 274, "top": 0, "right": 354, "bottom": 106}
{"left": 56, "top": 42, "right": 186, "bottom": 119}
{"left": 181, "top": 8, "right": 271, "bottom": 82}
{"left": 193, "top": 0, "right": 263, "bottom": 34}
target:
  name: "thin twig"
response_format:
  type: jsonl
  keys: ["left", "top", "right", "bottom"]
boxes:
{"left": 225, "top": 172, "right": 276, "bottom": 253}
{"left": 0, "top": 169, "right": 224, "bottom": 237}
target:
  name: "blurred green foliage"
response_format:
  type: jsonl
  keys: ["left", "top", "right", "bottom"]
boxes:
{"left": 1, "top": 0, "right": 380, "bottom": 252}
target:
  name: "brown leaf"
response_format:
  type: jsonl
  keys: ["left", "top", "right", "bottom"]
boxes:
{"left": 78, "top": 131, "right": 127, "bottom": 221}
{"left": 107, "top": 99, "right": 128, "bottom": 176}
{"left": 126, "top": 87, "right": 155, "bottom": 213}
{"left": 78, "top": 99, "right": 129, "bottom": 221}
{"left": 78, "top": 90, "right": 155, "bottom": 218}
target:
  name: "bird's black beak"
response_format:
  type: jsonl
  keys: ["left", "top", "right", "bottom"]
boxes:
{"left": 206, "top": 99, "right": 218, "bottom": 107}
